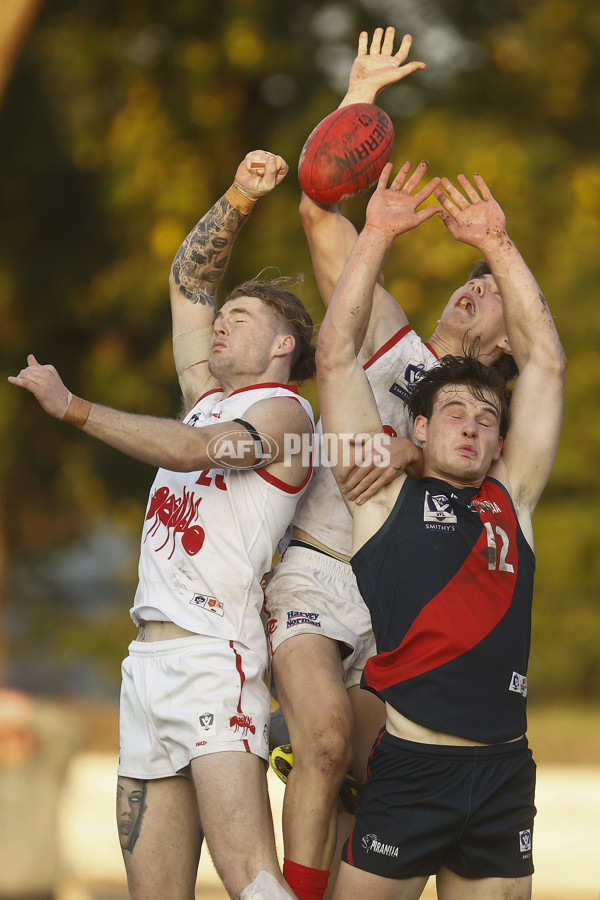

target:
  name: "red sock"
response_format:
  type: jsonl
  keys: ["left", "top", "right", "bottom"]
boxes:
{"left": 283, "top": 858, "right": 330, "bottom": 900}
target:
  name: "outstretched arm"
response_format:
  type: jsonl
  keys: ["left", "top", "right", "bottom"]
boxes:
{"left": 316, "top": 162, "right": 439, "bottom": 543}
{"left": 8, "top": 355, "right": 312, "bottom": 481}
{"left": 321, "top": 161, "right": 441, "bottom": 356}
{"left": 8, "top": 152, "right": 312, "bottom": 480}
{"left": 170, "top": 150, "right": 288, "bottom": 410}
{"left": 301, "top": 27, "right": 427, "bottom": 358}
{"left": 435, "top": 174, "right": 549, "bottom": 373}
{"left": 436, "top": 175, "right": 567, "bottom": 523}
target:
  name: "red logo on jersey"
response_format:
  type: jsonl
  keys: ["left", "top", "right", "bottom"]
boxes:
{"left": 144, "top": 470, "right": 227, "bottom": 558}
{"left": 145, "top": 485, "right": 205, "bottom": 558}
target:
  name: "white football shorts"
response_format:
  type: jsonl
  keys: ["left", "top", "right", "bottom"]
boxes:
{"left": 118, "top": 634, "right": 271, "bottom": 779}
{"left": 263, "top": 545, "right": 376, "bottom": 690}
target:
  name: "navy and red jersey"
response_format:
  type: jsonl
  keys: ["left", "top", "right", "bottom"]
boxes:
{"left": 351, "top": 476, "right": 536, "bottom": 744}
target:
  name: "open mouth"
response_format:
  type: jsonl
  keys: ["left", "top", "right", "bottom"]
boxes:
{"left": 457, "top": 295, "right": 476, "bottom": 315}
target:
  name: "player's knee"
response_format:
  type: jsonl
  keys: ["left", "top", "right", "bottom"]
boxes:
{"left": 296, "top": 717, "right": 353, "bottom": 783}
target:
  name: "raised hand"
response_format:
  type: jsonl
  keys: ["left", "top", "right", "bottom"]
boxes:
{"left": 365, "top": 160, "right": 441, "bottom": 238}
{"left": 8, "top": 354, "right": 71, "bottom": 419}
{"left": 435, "top": 174, "right": 510, "bottom": 252}
{"left": 343, "top": 27, "right": 426, "bottom": 106}
{"left": 233, "top": 150, "right": 289, "bottom": 199}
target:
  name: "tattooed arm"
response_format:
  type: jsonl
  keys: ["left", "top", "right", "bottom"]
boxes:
{"left": 169, "top": 150, "right": 289, "bottom": 410}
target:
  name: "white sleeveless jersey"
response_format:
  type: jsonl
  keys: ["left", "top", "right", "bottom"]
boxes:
{"left": 131, "top": 382, "right": 314, "bottom": 659}
{"left": 293, "top": 327, "right": 437, "bottom": 557}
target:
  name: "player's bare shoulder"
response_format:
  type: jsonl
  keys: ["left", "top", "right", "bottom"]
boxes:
{"left": 241, "top": 394, "right": 314, "bottom": 485}
{"left": 245, "top": 394, "right": 313, "bottom": 439}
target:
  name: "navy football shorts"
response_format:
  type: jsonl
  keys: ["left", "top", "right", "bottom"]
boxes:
{"left": 343, "top": 729, "right": 536, "bottom": 880}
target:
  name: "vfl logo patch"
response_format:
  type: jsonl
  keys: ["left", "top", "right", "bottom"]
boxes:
{"left": 198, "top": 712, "right": 216, "bottom": 735}
{"left": 389, "top": 360, "right": 426, "bottom": 402}
{"left": 286, "top": 610, "right": 321, "bottom": 629}
{"left": 361, "top": 833, "right": 399, "bottom": 858}
{"left": 186, "top": 410, "right": 209, "bottom": 426}
{"left": 519, "top": 829, "right": 532, "bottom": 854}
{"left": 191, "top": 593, "right": 224, "bottom": 617}
{"left": 509, "top": 671, "right": 528, "bottom": 697}
{"left": 424, "top": 492, "right": 457, "bottom": 524}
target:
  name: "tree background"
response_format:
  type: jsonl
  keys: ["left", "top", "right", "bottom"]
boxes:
{"left": 1, "top": 0, "right": 598, "bottom": 708}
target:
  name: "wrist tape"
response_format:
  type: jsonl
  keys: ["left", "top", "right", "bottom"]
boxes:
{"left": 63, "top": 393, "right": 91, "bottom": 428}
{"left": 224, "top": 183, "right": 257, "bottom": 215}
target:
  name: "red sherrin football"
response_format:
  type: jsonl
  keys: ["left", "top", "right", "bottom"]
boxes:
{"left": 298, "top": 103, "right": 394, "bottom": 205}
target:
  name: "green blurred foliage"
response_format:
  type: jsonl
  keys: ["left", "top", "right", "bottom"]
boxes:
{"left": 0, "top": 0, "right": 598, "bottom": 699}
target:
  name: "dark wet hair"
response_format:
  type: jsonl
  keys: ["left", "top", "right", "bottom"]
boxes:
{"left": 468, "top": 259, "right": 491, "bottom": 280}
{"left": 407, "top": 353, "right": 511, "bottom": 438}
{"left": 226, "top": 276, "right": 316, "bottom": 382}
